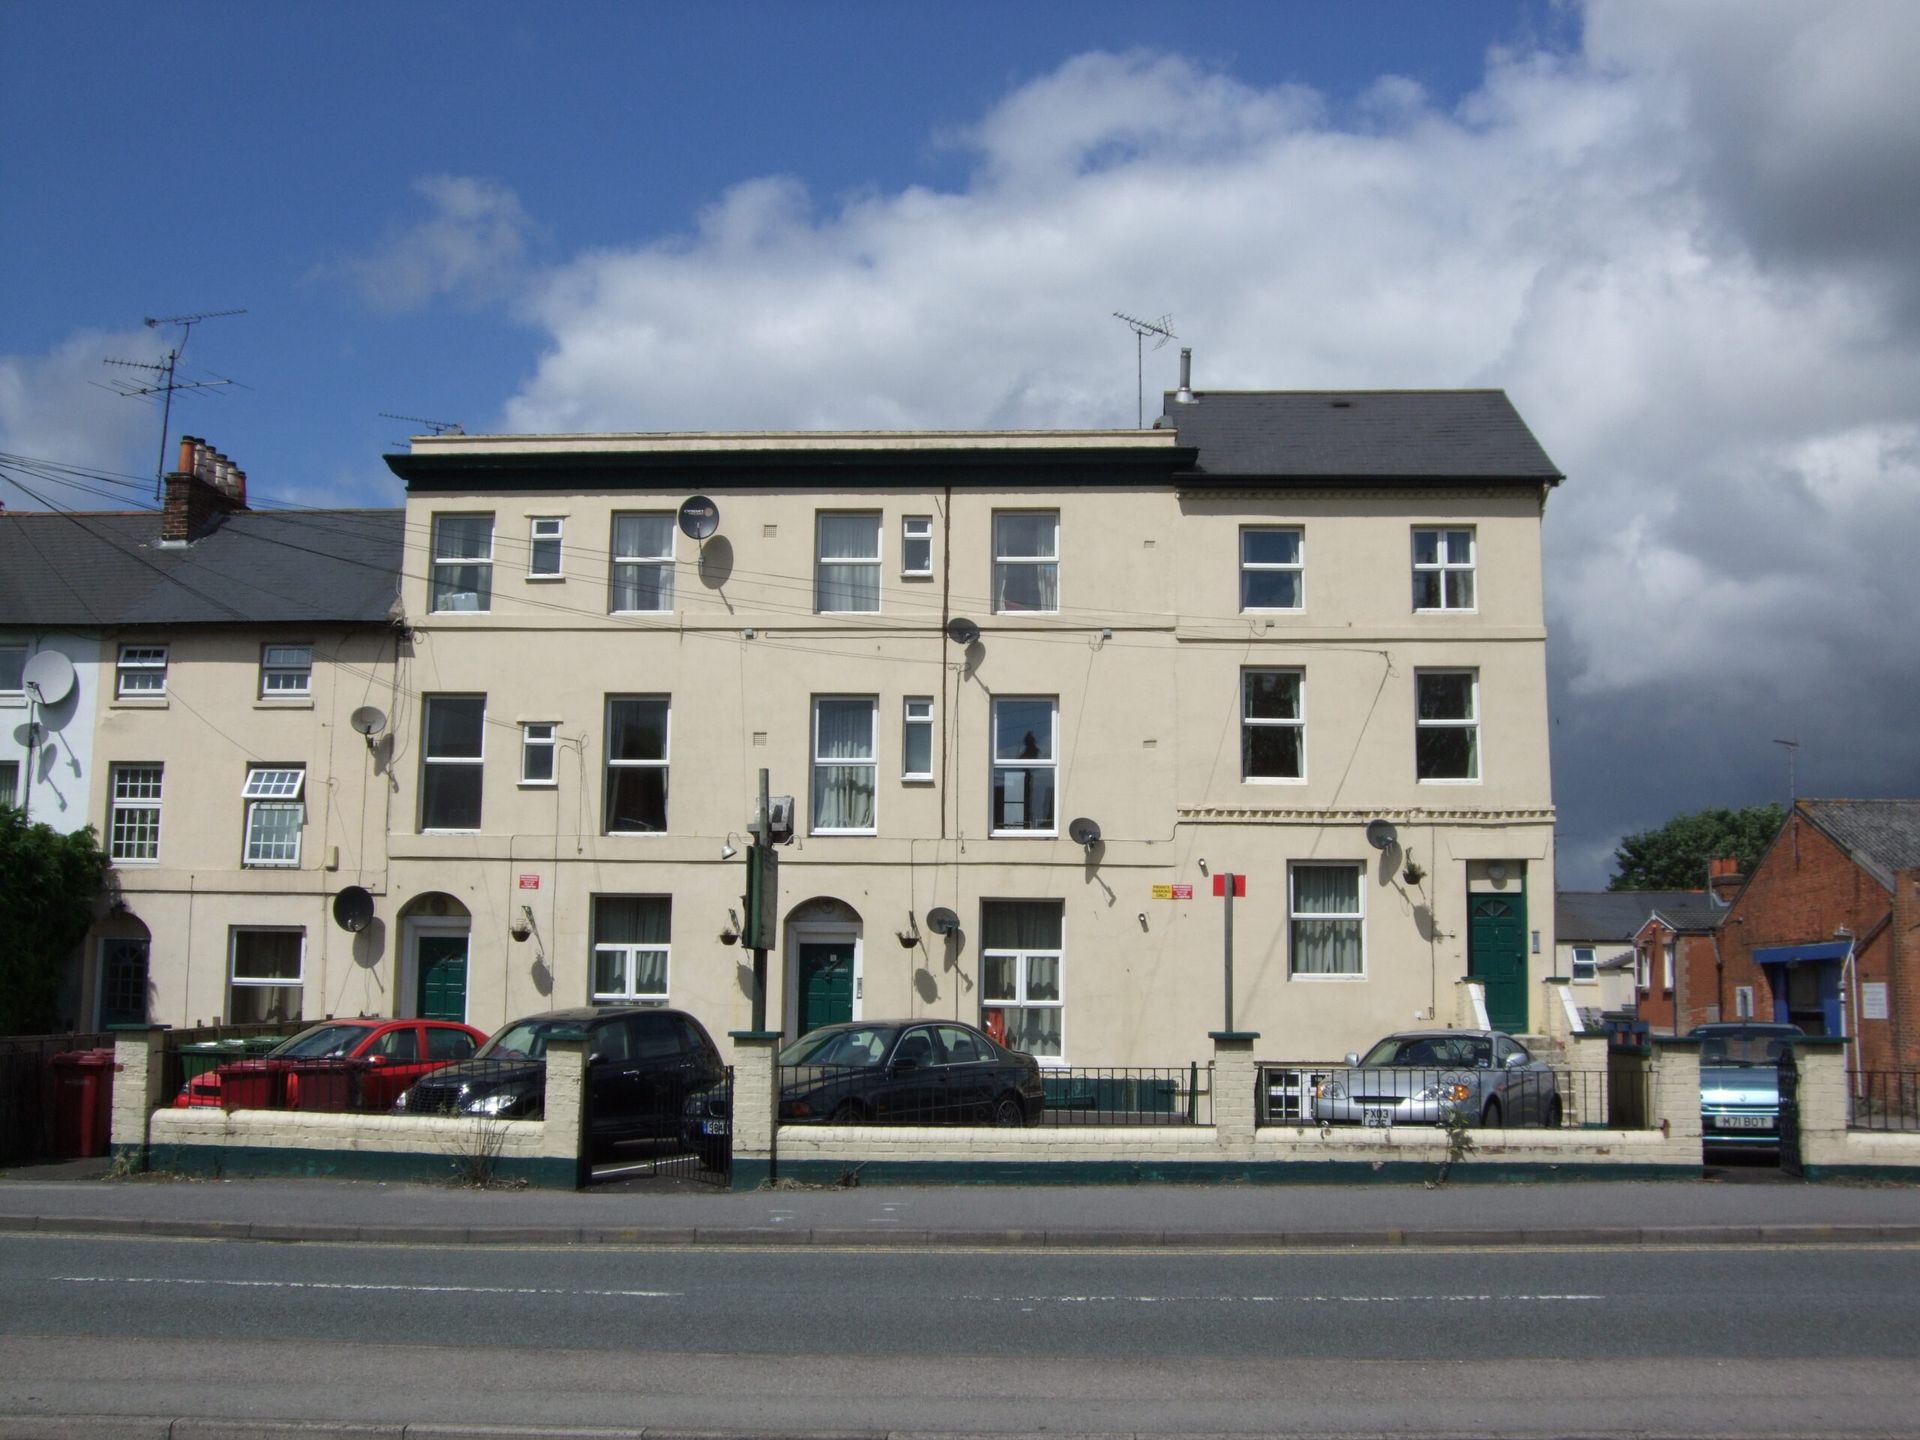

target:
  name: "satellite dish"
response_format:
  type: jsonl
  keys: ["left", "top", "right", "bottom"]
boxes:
{"left": 678, "top": 495, "right": 720, "bottom": 541}
{"left": 945, "top": 617, "right": 981, "bottom": 646}
{"left": 22, "top": 651, "right": 75, "bottom": 706}
{"left": 1365, "top": 819, "right": 1400, "bottom": 852}
{"left": 349, "top": 706, "right": 388, "bottom": 739}
{"left": 331, "top": 886, "right": 375, "bottom": 934}
{"left": 1068, "top": 817, "right": 1103, "bottom": 848}
{"left": 925, "top": 906, "right": 961, "bottom": 937}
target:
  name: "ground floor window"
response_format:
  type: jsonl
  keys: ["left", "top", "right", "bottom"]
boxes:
{"left": 230, "top": 928, "right": 304, "bottom": 1023}
{"left": 592, "top": 895, "right": 670, "bottom": 1003}
{"left": 981, "top": 899, "right": 1063, "bottom": 1060}
{"left": 1290, "top": 863, "right": 1363, "bottom": 976}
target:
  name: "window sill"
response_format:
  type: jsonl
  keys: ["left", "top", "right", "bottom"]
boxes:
{"left": 610, "top": 607, "right": 674, "bottom": 616}
{"left": 1288, "top": 972, "right": 1367, "bottom": 981}
{"left": 112, "top": 696, "right": 169, "bottom": 709}
{"left": 254, "top": 697, "right": 314, "bottom": 710}
{"left": 605, "top": 829, "right": 669, "bottom": 838}
{"left": 1412, "top": 608, "right": 1481, "bottom": 617}
{"left": 526, "top": 575, "right": 567, "bottom": 584}
{"left": 518, "top": 781, "right": 559, "bottom": 790}
{"left": 1241, "top": 608, "right": 1304, "bottom": 616}
{"left": 900, "top": 571, "right": 934, "bottom": 581}
{"left": 1416, "top": 777, "right": 1482, "bottom": 785}
{"left": 811, "top": 830, "right": 878, "bottom": 838}
{"left": 990, "top": 831, "right": 1059, "bottom": 839}
{"left": 1243, "top": 776, "right": 1307, "bottom": 785}
{"left": 901, "top": 776, "right": 935, "bottom": 786}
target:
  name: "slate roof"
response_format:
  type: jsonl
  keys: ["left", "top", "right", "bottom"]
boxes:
{"left": 1556, "top": 890, "right": 1707, "bottom": 942}
{"left": 0, "top": 509, "right": 403, "bottom": 627}
{"left": 1799, "top": 799, "right": 1920, "bottom": 890}
{"left": 1161, "top": 390, "right": 1563, "bottom": 484}
{"left": 1643, "top": 900, "right": 1728, "bottom": 934}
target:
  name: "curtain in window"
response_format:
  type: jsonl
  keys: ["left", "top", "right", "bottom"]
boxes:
{"left": 611, "top": 515, "right": 674, "bottom": 611}
{"left": 1292, "top": 867, "right": 1361, "bottom": 975}
{"left": 993, "top": 514, "right": 1058, "bottom": 612}
{"left": 982, "top": 900, "right": 1062, "bottom": 950}
{"left": 817, "top": 515, "right": 880, "bottom": 612}
{"left": 595, "top": 896, "right": 670, "bottom": 945}
{"left": 813, "top": 701, "right": 875, "bottom": 829}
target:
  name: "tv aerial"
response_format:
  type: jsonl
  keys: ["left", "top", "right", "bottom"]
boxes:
{"left": 1112, "top": 310, "right": 1176, "bottom": 428}
{"left": 379, "top": 412, "right": 465, "bottom": 438}
{"left": 101, "top": 308, "right": 247, "bottom": 498}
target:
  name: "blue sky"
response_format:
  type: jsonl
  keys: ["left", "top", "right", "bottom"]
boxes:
{"left": 4, "top": 1, "right": 1917, "bottom": 884}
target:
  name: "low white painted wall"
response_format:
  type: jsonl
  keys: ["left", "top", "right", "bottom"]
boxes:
{"left": 148, "top": 1107, "right": 552, "bottom": 1161}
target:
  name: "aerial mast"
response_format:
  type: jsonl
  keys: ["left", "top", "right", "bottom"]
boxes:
{"left": 1112, "top": 311, "right": 1177, "bottom": 427}
{"left": 102, "top": 309, "right": 246, "bottom": 497}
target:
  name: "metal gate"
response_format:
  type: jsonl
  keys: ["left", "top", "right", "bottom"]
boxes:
{"left": 1777, "top": 1049, "right": 1802, "bottom": 1176}
{"left": 584, "top": 1066, "right": 732, "bottom": 1189}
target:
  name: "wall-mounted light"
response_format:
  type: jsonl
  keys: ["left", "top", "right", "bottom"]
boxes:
{"left": 721, "top": 832, "right": 740, "bottom": 861}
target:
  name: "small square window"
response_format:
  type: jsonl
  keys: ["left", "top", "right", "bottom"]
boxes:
{"left": 0, "top": 645, "right": 24, "bottom": 697}
{"left": 902, "top": 697, "right": 934, "bottom": 780}
{"left": 1413, "top": 527, "right": 1476, "bottom": 611}
{"left": 260, "top": 644, "right": 312, "bottom": 697}
{"left": 522, "top": 722, "right": 558, "bottom": 785}
{"left": 529, "top": 517, "right": 564, "bottom": 578}
{"left": 902, "top": 517, "right": 934, "bottom": 577}
{"left": 1572, "top": 946, "right": 1596, "bottom": 982}
{"left": 116, "top": 644, "right": 168, "bottom": 698}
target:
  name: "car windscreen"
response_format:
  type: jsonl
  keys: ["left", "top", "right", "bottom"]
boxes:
{"left": 271, "top": 1023, "right": 371, "bottom": 1059}
{"left": 780, "top": 1026, "right": 898, "bottom": 1067}
{"left": 1698, "top": 1031, "right": 1793, "bottom": 1066}
{"left": 1357, "top": 1036, "right": 1491, "bottom": 1068}
{"left": 478, "top": 1020, "right": 562, "bottom": 1060}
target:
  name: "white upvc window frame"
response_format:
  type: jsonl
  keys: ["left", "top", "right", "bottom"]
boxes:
{"left": 1663, "top": 940, "right": 1676, "bottom": 991}
{"left": 430, "top": 514, "right": 494, "bottom": 612}
{"left": 815, "top": 511, "right": 883, "bottom": 614}
{"left": 1412, "top": 526, "right": 1477, "bottom": 612}
{"left": 1240, "top": 526, "right": 1304, "bottom": 611}
{"left": 980, "top": 900, "right": 1065, "bottom": 1064}
{"left": 901, "top": 516, "right": 934, "bottom": 577}
{"left": 228, "top": 926, "right": 305, "bottom": 1024}
{"left": 902, "top": 696, "right": 935, "bottom": 782}
{"left": 241, "top": 765, "right": 306, "bottom": 867}
{"left": 0, "top": 644, "right": 25, "bottom": 699}
{"left": 609, "top": 512, "right": 675, "bottom": 613}
{"left": 420, "top": 694, "right": 486, "bottom": 833}
{"left": 259, "top": 643, "right": 313, "bottom": 697}
{"left": 520, "top": 722, "right": 558, "bottom": 786}
{"left": 1241, "top": 667, "right": 1305, "bottom": 782}
{"left": 989, "top": 695, "right": 1058, "bottom": 837}
{"left": 1288, "top": 861, "right": 1366, "bottom": 979}
{"left": 590, "top": 895, "right": 672, "bottom": 1005}
{"left": 1734, "top": 985, "right": 1755, "bottom": 1020}
{"left": 528, "top": 516, "right": 565, "bottom": 579}
{"left": 1572, "top": 946, "right": 1597, "bottom": 982}
{"left": 108, "top": 763, "right": 163, "bottom": 862}
{"left": 116, "top": 644, "right": 168, "bottom": 698}
{"left": 811, "top": 695, "right": 878, "bottom": 835}
{"left": 991, "top": 510, "right": 1060, "bottom": 615}
{"left": 1636, "top": 949, "right": 1651, "bottom": 990}
{"left": 1415, "top": 669, "right": 1480, "bottom": 783}
{"left": 603, "top": 695, "right": 671, "bottom": 835}
{"left": 0, "top": 757, "right": 21, "bottom": 810}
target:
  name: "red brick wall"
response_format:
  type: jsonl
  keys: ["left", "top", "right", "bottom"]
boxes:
{"left": 1634, "top": 920, "right": 1677, "bottom": 1033}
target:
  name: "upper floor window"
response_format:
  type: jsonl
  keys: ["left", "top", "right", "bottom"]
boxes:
{"left": 816, "top": 513, "right": 881, "bottom": 613}
{"left": 1572, "top": 946, "right": 1596, "bottom": 982}
{"left": 1663, "top": 940, "right": 1675, "bottom": 991}
{"left": 991, "top": 696, "right": 1057, "bottom": 835}
{"left": 993, "top": 511, "right": 1058, "bottom": 613}
{"left": 611, "top": 513, "right": 674, "bottom": 612}
{"left": 902, "top": 697, "right": 934, "bottom": 781}
{"left": 521, "top": 722, "right": 557, "bottom": 786}
{"left": 812, "top": 697, "right": 877, "bottom": 833}
{"left": 1242, "top": 669, "right": 1304, "bottom": 781}
{"left": 109, "top": 764, "right": 164, "bottom": 862}
{"left": 0, "top": 645, "right": 24, "bottom": 698}
{"left": 430, "top": 515, "right": 494, "bottom": 612}
{"left": 1415, "top": 670, "right": 1479, "bottom": 781}
{"left": 1290, "top": 863, "right": 1363, "bottom": 976}
{"left": 605, "top": 696, "right": 669, "bottom": 833}
{"left": 242, "top": 766, "right": 306, "bottom": 867}
{"left": 1412, "top": 527, "right": 1475, "bottom": 611}
{"left": 592, "top": 895, "right": 671, "bottom": 1004}
{"left": 901, "top": 516, "right": 934, "bottom": 577}
{"left": 259, "top": 644, "right": 312, "bottom": 697}
{"left": 1240, "top": 528, "right": 1303, "bottom": 610}
{"left": 116, "top": 644, "right": 168, "bottom": 698}
{"left": 528, "top": 517, "right": 564, "bottom": 578}
{"left": 421, "top": 695, "right": 485, "bottom": 831}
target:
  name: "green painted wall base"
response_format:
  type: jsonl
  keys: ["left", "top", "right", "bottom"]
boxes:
{"left": 128, "top": 1143, "right": 578, "bottom": 1189}
{"left": 750, "top": 1157, "right": 1703, "bottom": 1187}
{"left": 1801, "top": 1164, "right": 1920, "bottom": 1184}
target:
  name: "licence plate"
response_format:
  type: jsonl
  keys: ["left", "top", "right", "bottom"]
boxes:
{"left": 701, "top": 1120, "right": 729, "bottom": 1136}
{"left": 1713, "top": 1114, "right": 1770, "bottom": 1130}
{"left": 1362, "top": 1108, "right": 1394, "bottom": 1128}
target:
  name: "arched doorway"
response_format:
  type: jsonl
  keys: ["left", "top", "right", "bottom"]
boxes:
{"left": 784, "top": 897, "right": 863, "bottom": 1039}
{"left": 94, "top": 915, "right": 152, "bottom": 1030}
{"left": 398, "top": 893, "right": 472, "bottom": 1022}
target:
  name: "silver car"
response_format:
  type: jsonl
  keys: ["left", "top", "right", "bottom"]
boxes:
{"left": 1690, "top": 1022, "right": 1802, "bottom": 1148}
{"left": 1313, "top": 1029, "right": 1562, "bottom": 1129}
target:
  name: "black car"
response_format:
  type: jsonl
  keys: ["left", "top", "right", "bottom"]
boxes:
{"left": 395, "top": 1006, "right": 723, "bottom": 1153}
{"left": 684, "top": 1018, "right": 1044, "bottom": 1161}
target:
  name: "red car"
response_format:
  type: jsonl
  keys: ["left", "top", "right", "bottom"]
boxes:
{"left": 173, "top": 1018, "right": 489, "bottom": 1111}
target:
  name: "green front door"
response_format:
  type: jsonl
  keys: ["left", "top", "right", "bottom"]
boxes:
{"left": 416, "top": 935, "right": 469, "bottom": 1022}
{"left": 1468, "top": 892, "right": 1528, "bottom": 1033}
{"left": 796, "top": 941, "right": 855, "bottom": 1035}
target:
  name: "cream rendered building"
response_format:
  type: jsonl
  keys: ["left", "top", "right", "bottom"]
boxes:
{"left": 373, "top": 386, "right": 1564, "bottom": 1064}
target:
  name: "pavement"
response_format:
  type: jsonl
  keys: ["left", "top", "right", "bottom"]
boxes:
{"left": 3, "top": 1154, "right": 1919, "bottom": 1249}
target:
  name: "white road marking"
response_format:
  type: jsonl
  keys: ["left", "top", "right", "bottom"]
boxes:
{"left": 54, "top": 1276, "right": 677, "bottom": 1299}
{"left": 963, "top": 1293, "right": 1603, "bottom": 1304}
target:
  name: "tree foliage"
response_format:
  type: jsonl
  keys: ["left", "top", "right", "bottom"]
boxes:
{"left": 0, "top": 808, "right": 110, "bottom": 1034}
{"left": 1607, "top": 803, "right": 1785, "bottom": 891}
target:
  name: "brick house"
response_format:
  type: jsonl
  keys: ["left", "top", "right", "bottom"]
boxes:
{"left": 1716, "top": 800, "right": 1920, "bottom": 1073}
{"left": 1631, "top": 898, "right": 1728, "bottom": 1034}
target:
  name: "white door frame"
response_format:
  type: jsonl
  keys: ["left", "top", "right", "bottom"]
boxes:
{"left": 400, "top": 916, "right": 472, "bottom": 1022}
{"left": 783, "top": 920, "right": 863, "bottom": 1039}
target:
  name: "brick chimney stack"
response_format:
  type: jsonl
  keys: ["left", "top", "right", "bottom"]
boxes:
{"left": 161, "top": 435, "right": 248, "bottom": 542}
{"left": 1707, "top": 857, "right": 1744, "bottom": 906}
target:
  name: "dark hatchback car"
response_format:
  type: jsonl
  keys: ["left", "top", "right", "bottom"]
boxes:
{"left": 394, "top": 1006, "right": 723, "bottom": 1153}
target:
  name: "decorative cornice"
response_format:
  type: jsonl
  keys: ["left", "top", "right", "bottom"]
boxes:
{"left": 1176, "top": 805, "right": 1556, "bottom": 825}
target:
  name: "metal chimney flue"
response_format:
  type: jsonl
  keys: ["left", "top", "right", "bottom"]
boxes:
{"left": 1174, "top": 347, "right": 1196, "bottom": 405}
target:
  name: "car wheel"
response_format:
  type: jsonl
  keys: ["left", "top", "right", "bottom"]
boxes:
{"left": 1545, "top": 1096, "right": 1564, "bottom": 1128}
{"left": 1481, "top": 1098, "right": 1503, "bottom": 1129}
{"left": 830, "top": 1099, "right": 863, "bottom": 1124}
{"left": 992, "top": 1093, "right": 1024, "bottom": 1127}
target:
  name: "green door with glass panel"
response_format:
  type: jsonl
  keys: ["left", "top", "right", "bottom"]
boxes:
{"left": 1468, "top": 891, "right": 1527, "bottom": 1033}
{"left": 416, "top": 935, "right": 469, "bottom": 1022}
{"left": 797, "top": 942, "right": 854, "bottom": 1035}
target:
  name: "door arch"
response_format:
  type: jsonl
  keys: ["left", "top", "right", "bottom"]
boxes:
{"left": 783, "top": 897, "right": 863, "bottom": 1040}
{"left": 398, "top": 893, "right": 471, "bottom": 1023}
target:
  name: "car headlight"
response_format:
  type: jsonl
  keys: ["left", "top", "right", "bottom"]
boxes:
{"left": 1316, "top": 1080, "right": 1346, "bottom": 1101}
{"left": 1416, "top": 1083, "right": 1471, "bottom": 1103}
{"left": 467, "top": 1089, "right": 522, "bottom": 1116}
{"left": 390, "top": 1090, "right": 413, "bottom": 1113}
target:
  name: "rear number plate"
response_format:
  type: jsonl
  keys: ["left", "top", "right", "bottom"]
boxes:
{"left": 1362, "top": 1109, "right": 1394, "bottom": 1128}
{"left": 1714, "top": 1115, "right": 1770, "bottom": 1130}
{"left": 701, "top": 1120, "right": 729, "bottom": 1136}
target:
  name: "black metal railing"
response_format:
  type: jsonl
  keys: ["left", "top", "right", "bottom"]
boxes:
{"left": 1041, "top": 1066, "right": 1211, "bottom": 1126}
{"left": 158, "top": 1021, "right": 309, "bottom": 1107}
{"left": 1849, "top": 1071, "right": 1920, "bottom": 1131}
{"left": 775, "top": 1062, "right": 1046, "bottom": 1126}
{"left": 1258, "top": 1061, "right": 1642, "bottom": 1131}
{"left": 0, "top": 1031, "right": 117, "bottom": 1164}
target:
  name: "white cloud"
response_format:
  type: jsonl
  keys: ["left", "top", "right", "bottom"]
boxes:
{"left": 0, "top": 329, "right": 167, "bottom": 506}
{"left": 339, "top": 175, "right": 536, "bottom": 313}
